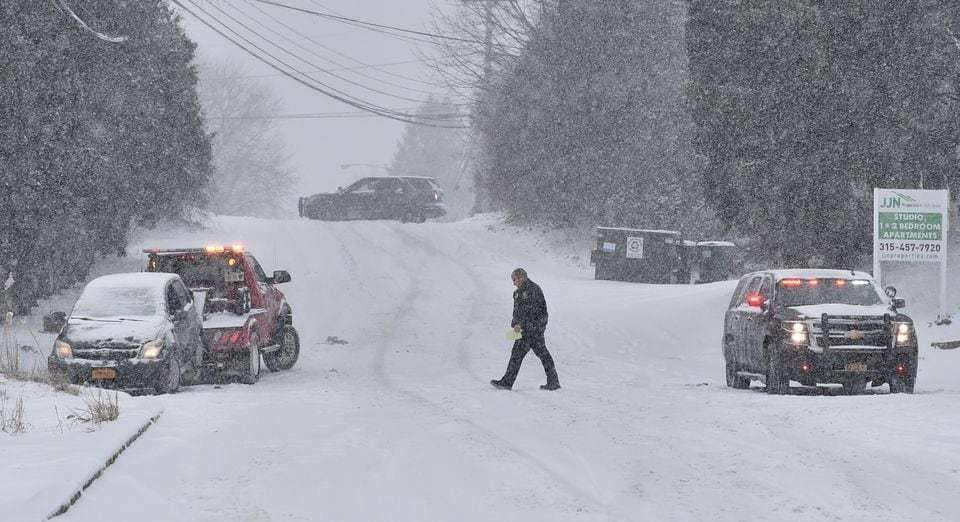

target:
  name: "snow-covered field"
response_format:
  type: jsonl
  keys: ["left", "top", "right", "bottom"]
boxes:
{"left": 5, "top": 215, "right": 960, "bottom": 521}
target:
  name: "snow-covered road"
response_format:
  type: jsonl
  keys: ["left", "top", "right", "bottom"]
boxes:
{"left": 60, "top": 216, "right": 960, "bottom": 521}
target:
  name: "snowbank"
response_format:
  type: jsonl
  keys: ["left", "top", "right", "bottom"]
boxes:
{"left": 0, "top": 378, "right": 162, "bottom": 520}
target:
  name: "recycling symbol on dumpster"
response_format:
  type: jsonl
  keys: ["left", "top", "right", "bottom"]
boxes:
{"left": 626, "top": 236, "right": 644, "bottom": 259}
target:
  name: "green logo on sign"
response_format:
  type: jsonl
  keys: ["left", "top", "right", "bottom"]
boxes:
{"left": 880, "top": 192, "right": 917, "bottom": 209}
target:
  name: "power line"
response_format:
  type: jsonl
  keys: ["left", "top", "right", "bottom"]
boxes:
{"left": 209, "top": 110, "right": 465, "bottom": 121}
{"left": 245, "top": 0, "right": 457, "bottom": 91}
{"left": 209, "top": 3, "right": 431, "bottom": 104}
{"left": 204, "top": 58, "right": 456, "bottom": 81}
{"left": 172, "top": 0, "right": 466, "bottom": 128}
{"left": 250, "top": 0, "right": 497, "bottom": 46}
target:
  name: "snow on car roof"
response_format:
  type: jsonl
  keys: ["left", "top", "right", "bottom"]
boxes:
{"left": 597, "top": 226, "right": 681, "bottom": 235}
{"left": 86, "top": 272, "right": 178, "bottom": 290}
{"left": 743, "top": 268, "right": 874, "bottom": 281}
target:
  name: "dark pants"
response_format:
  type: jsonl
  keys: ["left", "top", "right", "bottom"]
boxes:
{"left": 500, "top": 330, "right": 559, "bottom": 387}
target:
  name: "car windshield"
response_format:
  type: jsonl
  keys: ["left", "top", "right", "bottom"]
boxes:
{"left": 151, "top": 254, "right": 242, "bottom": 290}
{"left": 73, "top": 285, "right": 160, "bottom": 318}
{"left": 404, "top": 178, "right": 437, "bottom": 190}
{"left": 776, "top": 278, "right": 884, "bottom": 307}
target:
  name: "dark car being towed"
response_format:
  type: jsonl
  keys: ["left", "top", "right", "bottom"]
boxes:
{"left": 298, "top": 176, "right": 446, "bottom": 223}
{"left": 48, "top": 273, "right": 203, "bottom": 394}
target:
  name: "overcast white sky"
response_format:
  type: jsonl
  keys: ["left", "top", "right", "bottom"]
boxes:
{"left": 175, "top": 0, "right": 457, "bottom": 196}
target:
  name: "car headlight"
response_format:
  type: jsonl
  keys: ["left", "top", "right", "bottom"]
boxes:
{"left": 55, "top": 339, "right": 73, "bottom": 358}
{"left": 782, "top": 321, "right": 808, "bottom": 345}
{"left": 895, "top": 322, "right": 913, "bottom": 345}
{"left": 140, "top": 340, "right": 164, "bottom": 359}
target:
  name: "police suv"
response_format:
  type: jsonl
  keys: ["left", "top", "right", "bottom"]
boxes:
{"left": 723, "top": 269, "right": 917, "bottom": 394}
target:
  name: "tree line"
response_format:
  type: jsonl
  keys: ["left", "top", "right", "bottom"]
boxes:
{"left": 0, "top": 1, "right": 211, "bottom": 314}
{"left": 447, "top": 0, "right": 960, "bottom": 267}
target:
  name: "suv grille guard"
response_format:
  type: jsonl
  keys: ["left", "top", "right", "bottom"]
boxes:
{"left": 806, "top": 313, "right": 893, "bottom": 352}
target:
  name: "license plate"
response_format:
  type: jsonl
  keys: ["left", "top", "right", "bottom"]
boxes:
{"left": 844, "top": 362, "right": 867, "bottom": 372}
{"left": 91, "top": 368, "right": 117, "bottom": 380}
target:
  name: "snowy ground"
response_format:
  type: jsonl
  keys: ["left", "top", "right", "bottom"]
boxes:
{"left": 5, "top": 214, "right": 960, "bottom": 521}
{"left": 0, "top": 378, "right": 161, "bottom": 520}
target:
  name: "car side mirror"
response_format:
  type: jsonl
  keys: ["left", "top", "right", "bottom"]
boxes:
{"left": 892, "top": 298, "right": 906, "bottom": 309}
{"left": 884, "top": 285, "right": 897, "bottom": 298}
{"left": 271, "top": 270, "right": 291, "bottom": 284}
{"left": 760, "top": 300, "right": 771, "bottom": 313}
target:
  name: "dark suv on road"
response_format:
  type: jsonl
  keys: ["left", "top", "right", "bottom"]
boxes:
{"left": 298, "top": 176, "right": 446, "bottom": 223}
{"left": 723, "top": 269, "right": 917, "bottom": 394}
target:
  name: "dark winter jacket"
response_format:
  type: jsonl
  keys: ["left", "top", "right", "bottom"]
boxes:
{"left": 512, "top": 279, "right": 548, "bottom": 333}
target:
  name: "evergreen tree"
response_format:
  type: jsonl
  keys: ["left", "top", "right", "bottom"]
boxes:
{"left": 0, "top": 1, "right": 212, "bottom": 313}
{"left": 687, "top": 1, "right": 960, "bottom": 266}
{"left": 475, "top": 0, "right": 717, "bottom": 234}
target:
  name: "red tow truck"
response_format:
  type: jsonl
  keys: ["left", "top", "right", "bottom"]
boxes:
{"left": 144, "top": 245, "right": 299, "bottom": 383}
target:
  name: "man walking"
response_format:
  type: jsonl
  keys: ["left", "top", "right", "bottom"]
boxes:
{"left": 491, "top": 268, "right": 561, "bottom": 391}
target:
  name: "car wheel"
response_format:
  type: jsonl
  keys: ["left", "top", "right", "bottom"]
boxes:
{"left": 242, "top": 334, "right": 261, "bottom": 385}
{"left": 156, "top": 357, "right": 181, "bottom": 394}
{"left": 765, "top": 345, "right": 789, "bottom": 395}
{"left": 264, "top": 326, "right": 300, "bottom": 372}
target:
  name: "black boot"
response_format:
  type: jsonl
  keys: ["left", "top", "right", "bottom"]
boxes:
{"left": 490, "top": 379, "right": 512, "bottom": 390}
{"left": 540, "top": 382, "right": 561, "bottom": 391}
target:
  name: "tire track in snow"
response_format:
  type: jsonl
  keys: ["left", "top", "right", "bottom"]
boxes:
{"left": 337, "top": 221, "right": 616, "bottom": 516}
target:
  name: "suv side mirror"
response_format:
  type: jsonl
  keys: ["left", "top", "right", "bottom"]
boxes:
{"left": 892, "top": 298, "right": 906, "bottom": 309}
{"left": 760, "top": 300, "right": 771, "bottom": 313}
{"left": 271, "top": 270, "right": 291, "bottom": 284}
{"left": 884, "top": 285, "right": 897, "bottom": 298}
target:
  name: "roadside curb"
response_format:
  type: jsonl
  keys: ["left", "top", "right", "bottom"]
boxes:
{"left": 47, "top": 409, "right": 164, "bottom": 519}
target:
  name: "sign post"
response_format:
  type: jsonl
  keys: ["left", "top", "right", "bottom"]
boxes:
{"left": 873, "top": 188, "right": 950, "bottom": 315}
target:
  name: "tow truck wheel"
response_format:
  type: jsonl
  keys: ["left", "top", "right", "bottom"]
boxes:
{"left": 156, "top": 357, "right": 181, "bottom": 394}
{"left": 242, "top": 334, "right": 261, "bottom": 385}
{"left": 264, "top": 325, "right": 300, "bottom": 372}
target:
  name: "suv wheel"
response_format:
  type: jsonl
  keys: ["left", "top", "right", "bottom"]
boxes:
{"left": 725, "top": 355, "right": 751, "bottom": 389}
{"left": 242, "top": 334, "right": 261, "bottom": 385}
{"left": 156, "top": 357, "right": 181, "bottom": 394}
{"left": 889, "top": 374, "right": 915, "bottom": 394}
{"left": 264, "top": 325, "right": 300, "bottom": 372}
{"left": 765, "top": 345, "right": 789, "bottom": 395}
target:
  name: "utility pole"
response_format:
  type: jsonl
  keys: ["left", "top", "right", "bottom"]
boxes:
{"left": 463, "top": 0, "right": 512, "bottom": 214}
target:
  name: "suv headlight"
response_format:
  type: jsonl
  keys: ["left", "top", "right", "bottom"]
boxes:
{"left": 895, "top": 322, "right": 913, "bottom": 345}
{"left": 55, "top": 339, "right": 73, "bottom": 358}
{"left": 140, "top": 340, "right": 164, "bottom": 359}
{"left": 782, "top": 321, "right": 808, "bottom": 345}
